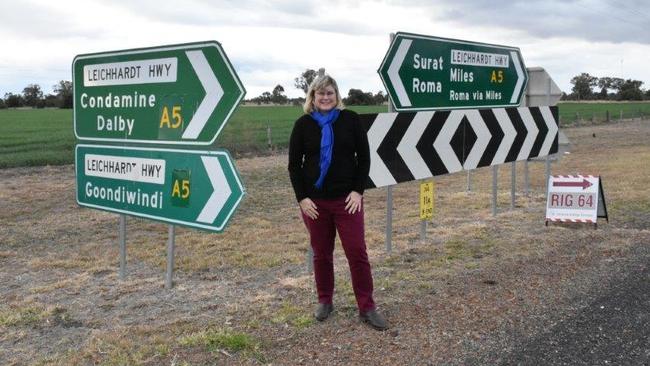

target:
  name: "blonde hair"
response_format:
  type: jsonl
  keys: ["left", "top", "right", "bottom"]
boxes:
{"left": 303, "top": 75, "right": 345, "bottom": 114}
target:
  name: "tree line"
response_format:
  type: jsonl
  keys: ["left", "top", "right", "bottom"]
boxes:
{"left": 565, "top": 73, "right": 650, "bottom": 101}
{"left": 246, "top": 69, "right": 388, "bottom": 106}
{"left": 0, "top": 81, "right": 72, "bottom": 109}
{"left": 4, "top": 71, "right": 648, "bottom": 110}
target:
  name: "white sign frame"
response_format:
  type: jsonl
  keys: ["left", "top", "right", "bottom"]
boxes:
{"left": 545, "top": 175, "right": 604, "bottom": 224}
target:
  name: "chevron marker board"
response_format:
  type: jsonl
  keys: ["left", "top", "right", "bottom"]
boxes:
{"left": 359, "top": 106, "right": 559, "bottom": 189}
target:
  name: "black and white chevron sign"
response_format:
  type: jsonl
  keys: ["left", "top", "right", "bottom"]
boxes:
{"left": 359, "top": 106, "right": 559, "bottom": 189}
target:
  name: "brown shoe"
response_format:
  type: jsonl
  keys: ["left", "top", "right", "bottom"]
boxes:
{"left": 314, "top": 303, "right": 333, "bottom": 321}
{"left": 359, "top": 309, "right": 388, "bottom": 331}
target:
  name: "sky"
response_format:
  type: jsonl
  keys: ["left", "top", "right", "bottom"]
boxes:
{"left": 1, "top": 0, "right": 649, "bottom": 99}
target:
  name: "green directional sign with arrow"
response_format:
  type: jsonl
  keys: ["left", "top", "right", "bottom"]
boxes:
{"left": 379, "top": 32, "right": 528, "bottom": 111}
{"left": 75, "top": 144, "right": 245, "bottom": 232}
{"left": 73, "top": 41, "right": 245, "bottom": 145}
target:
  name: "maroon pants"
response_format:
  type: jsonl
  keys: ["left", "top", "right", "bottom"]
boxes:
{"left": 302, "top": 197, "right": 375, "bottom": 313}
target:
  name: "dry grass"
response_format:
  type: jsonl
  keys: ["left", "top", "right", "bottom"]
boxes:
{"left": 1, "top": 120, "right": 649, "bottom": 364}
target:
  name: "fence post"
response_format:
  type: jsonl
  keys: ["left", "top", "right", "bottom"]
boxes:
{"left": 606, "top": 110, "right": 610, "bottom": 122}
{"left": 266, "top": 122, "right": 272, "bottom": 150}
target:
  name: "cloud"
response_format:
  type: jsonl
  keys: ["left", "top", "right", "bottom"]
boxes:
{"left": 423, "top": 0, "right": 650, "bottom": 45}
{"left": 105, "top": 0, "right": 381, "bottom": 36}
{"left": 0, "top": 0, "right": 104, "bottom": 40}
{"left": 1, "top": 0, "right": 649, "bottom": 98}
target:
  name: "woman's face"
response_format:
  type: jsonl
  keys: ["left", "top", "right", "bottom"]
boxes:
{"left": 313, "top": 85, "right": 337, "bottom": 112}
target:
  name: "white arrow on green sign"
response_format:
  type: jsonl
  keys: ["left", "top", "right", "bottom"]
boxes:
{"left": 73, "top": 41, "right": 245, "bottom": 145}
{"left": 75, "top": 144, "right": 245, "bottom": 232}
{"left": 379, "top": 32, "right": 528, "bottom": 111}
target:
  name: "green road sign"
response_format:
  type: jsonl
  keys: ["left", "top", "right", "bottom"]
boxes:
{"left": 75, "top": 144, "right": 245, "bottom": 232}
{"left": 379, "top": 32, "right": 528, "bottom": 111}
{"left": 73, "top": 41, "right": 245, "bottom": 145}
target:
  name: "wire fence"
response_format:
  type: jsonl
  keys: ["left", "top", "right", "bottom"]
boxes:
{"left": 216, "top": 104, "right": 650, "bottom": 156}
{"left": 1, "top": 103, "right": 649, "bottom": 166}
{"left": 557, "top": 103, "right": 650, "bottom": 128}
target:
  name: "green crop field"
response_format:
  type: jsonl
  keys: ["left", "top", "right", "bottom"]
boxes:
{"left": 0, "top": 109, "right": 75, "bottom": 169}
{"left": 1, "top": 102, "right": 649, "bottom": 168}
{"left": 557, "top": 101, "right": 650, "bottom": 125}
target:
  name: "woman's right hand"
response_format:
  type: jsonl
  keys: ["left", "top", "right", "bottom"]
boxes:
{"left": 299, "top": 198, "right": 318, "bottom": 220}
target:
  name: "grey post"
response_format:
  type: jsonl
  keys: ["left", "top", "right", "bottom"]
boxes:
{"left": 386, "top": 186, "right": 393, "bottom": 253}
{"left": 420, "top": 220, "right": 427, "bottom": 243}
{"left": 165, "top": 225, "right": 176, "bottom": 289}
{"left": 511, "top": 161, "right": 516, "bottom": 209}
{"left": 492, "top": 165, "right": 498, "bottom": 216}
{"left": 524, "top": 160, "right": 530, "bottom": 196}
{"left": 545, "top": 157, "right": 551, "bottom": 198}
{"left": 466, "top": 170, "right": 472, "bottom": 192}
{"left": 119, "top": 214, "right": 126, "bottom": 280}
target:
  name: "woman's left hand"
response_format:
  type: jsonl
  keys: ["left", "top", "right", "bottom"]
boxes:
{"left": 345, "top": 191, "right": 363, "bottom": 214}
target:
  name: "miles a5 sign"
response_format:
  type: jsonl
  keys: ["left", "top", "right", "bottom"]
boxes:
{"left": 379, "top": 32, "right": 528, "bottom": 111}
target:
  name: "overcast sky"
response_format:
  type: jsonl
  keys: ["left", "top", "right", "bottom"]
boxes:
{"left": 1, "top": 0, "right": 649, "bottom": 99}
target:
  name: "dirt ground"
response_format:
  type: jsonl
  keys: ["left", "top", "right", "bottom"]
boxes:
{"left": 1, "top": 119, "right": 649, "bottom": 365}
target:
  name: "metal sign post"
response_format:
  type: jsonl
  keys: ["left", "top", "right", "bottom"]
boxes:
{"left": 420, "top": 220, "right": 427, "bottom": 243}
{"left": 524, "top": 160, "right": 530, "bottom": 196}
{"left": 165, "top": 225, "right": 175, "bottom": 289}
{"left": 119, "top": 215, "right": 126, "bottom": 279}
{"left": 545, "top": 157, "right": 551, "bottom": 197}
{"left": 386, "top": 187, "right": 393, "bottom": 253}
{"left": 492, "top": 165, "right": 498, "bottom": 216}
{"left": 511, "top": 162, "right": 516, "bottom": 208}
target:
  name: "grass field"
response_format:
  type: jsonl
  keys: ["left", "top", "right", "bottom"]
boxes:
{"left": 1, "top": 119, "right": 649, "bottom": 364}
{"left": 1, "top": 102, "right": 649, "bottom": 168}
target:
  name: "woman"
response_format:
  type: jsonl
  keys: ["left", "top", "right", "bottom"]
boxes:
{"left": 288, "top": 75, "right": 387, "bottom": 331}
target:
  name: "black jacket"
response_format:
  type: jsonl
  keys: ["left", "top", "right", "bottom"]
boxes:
{"left": 288, "top": 109, "right": 370, "bottom": 202}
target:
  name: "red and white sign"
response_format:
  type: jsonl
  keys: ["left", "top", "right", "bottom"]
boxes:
{"left": 546, "top": 175, "right": 603, "bottom": 223}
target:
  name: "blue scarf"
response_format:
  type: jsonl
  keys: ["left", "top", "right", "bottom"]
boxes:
{"left": 310, "top": 108, "right": 340, "bottom": 189}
